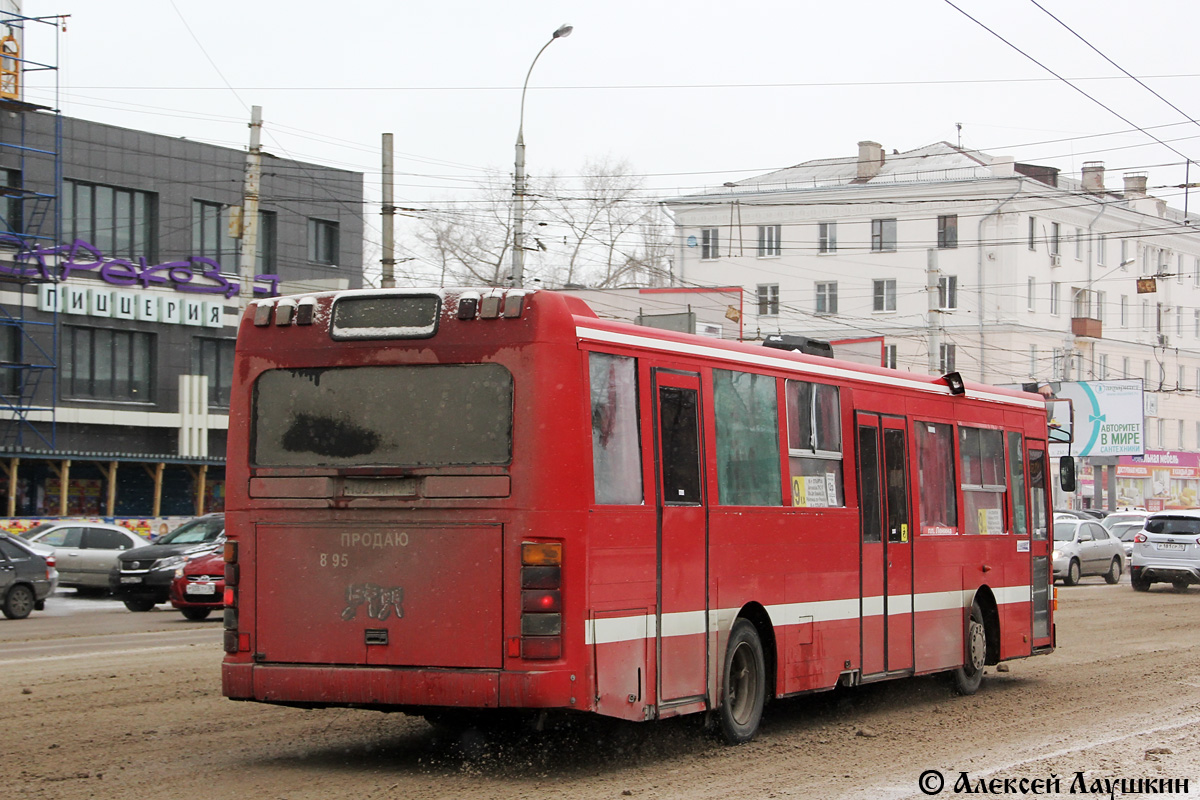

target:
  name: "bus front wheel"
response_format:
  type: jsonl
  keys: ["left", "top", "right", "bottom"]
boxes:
{"left": 952, "top": 601, "right": 986, "bottom": 695}
{"left": 718, "top": 619, "right": 766, "bottom": 744}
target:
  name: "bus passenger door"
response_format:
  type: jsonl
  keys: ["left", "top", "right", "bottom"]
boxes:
{"left": 856, "top": 413, "right": 914, "bottom": 677}
{"left": 1027, "top": 444, "right": 1054, "bottom": 649}
{"left": 652, "top": 370, "right": 708, "bottom": 707}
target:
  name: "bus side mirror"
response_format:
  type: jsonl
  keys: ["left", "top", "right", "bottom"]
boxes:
{"left": 1060, "top": 456, "right": 1077, "bottom": 493}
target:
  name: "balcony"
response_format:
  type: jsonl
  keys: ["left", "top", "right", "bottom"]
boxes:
{"left": 1071, "top": 316, "right": 1102, "bottom": 339}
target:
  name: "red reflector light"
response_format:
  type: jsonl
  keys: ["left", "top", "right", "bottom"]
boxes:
{"left": 507, "top": 637, "right": 521, "bottom": 658}
{"left": 522, "top": 589, "right": 561, "bottom": 613}
{"left": 1134, "top": 533, "right": 1147, "bottom": 543}
{"left": 223, "top": 587, "right": 235, "bottom": 607}
{"left": 521, "top": 636, "right": 561, "bottom": 660}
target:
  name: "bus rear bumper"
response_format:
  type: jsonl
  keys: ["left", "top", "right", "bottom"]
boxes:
{"left": 223, "top": 662, "right": 580, "bottom": 710}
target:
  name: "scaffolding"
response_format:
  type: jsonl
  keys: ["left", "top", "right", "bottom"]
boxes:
{"left": 0, "top": 9, "right": 62, "bottom": 451}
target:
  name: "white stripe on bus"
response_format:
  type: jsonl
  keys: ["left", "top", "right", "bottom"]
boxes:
{"left": 575, "top": 325, "right": 1045, "bottom": 410}
{"left": 584, "top": 585, "right": 1031, "bottom": 645}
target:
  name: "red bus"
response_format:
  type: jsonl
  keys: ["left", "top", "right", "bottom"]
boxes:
{"left": 221, "top": 287, "right": 1055, "bottom": 743}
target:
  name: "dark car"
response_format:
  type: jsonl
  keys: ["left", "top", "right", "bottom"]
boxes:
{"left": 110, "top": 514, "right": 225, "bottom": 612}
{"left": 169, "top": 551, "right": 225, "bottom": 621}
{"left": 0, "top": 532, "right": 55, "bottom": 619}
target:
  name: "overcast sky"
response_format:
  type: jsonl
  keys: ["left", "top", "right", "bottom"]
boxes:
{"left": 18, "top": 0, "right": 1200, "bottom": 274}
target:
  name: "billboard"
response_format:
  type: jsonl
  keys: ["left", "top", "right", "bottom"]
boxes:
{"left": 1044, "top": 380, "right": 1145, "bottom": 458}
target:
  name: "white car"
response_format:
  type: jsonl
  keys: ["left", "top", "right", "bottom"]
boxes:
{"left": 1102, "top": 510, "right": 1149, "bottom": 532}
{"left": 20, "top": 522, "right": 150, "bottom": 592}
{"left": 1131, "top": 510, "right": 1200, "bottom": 592}
{"left": 1052, "top": 518, "right": 1125, "bottom": 586}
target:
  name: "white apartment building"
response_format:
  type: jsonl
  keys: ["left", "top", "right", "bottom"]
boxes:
{"left": 666, "top": 140, "right": 1200, "bottom": 459}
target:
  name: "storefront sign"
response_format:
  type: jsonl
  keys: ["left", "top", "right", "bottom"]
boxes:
{"left": 38, "top": 282, "right": 226, "bottom": 328}
{"left": 0, "top": 237, "right": 281, "bottom": 298}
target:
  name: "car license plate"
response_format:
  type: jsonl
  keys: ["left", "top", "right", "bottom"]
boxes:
{"left": 186, "top": 583, "right": 216, "bottom": 595}
{"left": 1159, "top": 543, "right": 1186, "bottom": 551}
{"left": 120, "top": 576, "right": 142, "bottom": 584}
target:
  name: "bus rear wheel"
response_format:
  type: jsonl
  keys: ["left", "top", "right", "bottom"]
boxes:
{"left": 718, "top": 619, "right": 766, "bottom": 744}
{"left": 952, "top": 601, "right": 986, "bottom": 695}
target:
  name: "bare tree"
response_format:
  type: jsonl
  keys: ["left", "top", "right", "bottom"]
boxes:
{"left": 407, "top": 159, "right": 669, "bottom": 289}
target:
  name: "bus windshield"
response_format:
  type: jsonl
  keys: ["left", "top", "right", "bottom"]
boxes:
{"left": 251, "top": 364, "right": 514, "bottom": 468}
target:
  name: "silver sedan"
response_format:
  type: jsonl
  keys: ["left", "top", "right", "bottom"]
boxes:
{"left": 1053, "top": 518, "right": 1125, "bottom": 586}
{"left": 21, "top": 522, "right": 150, "bottom": 592}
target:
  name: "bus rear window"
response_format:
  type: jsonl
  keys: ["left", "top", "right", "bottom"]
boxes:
{"left": 252, "top": 364, "right": 513, "bottom": 467}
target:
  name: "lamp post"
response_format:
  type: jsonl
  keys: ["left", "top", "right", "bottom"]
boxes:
{"left": 512, "top": 23, "right": 572, "bottom": 289}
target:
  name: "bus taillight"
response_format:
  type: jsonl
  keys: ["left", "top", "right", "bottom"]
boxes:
{"left": 223, "top": 540, "right": 241, "bottom": 654}
{"left": 520, "top": 541, "right": 562, "bottom": 659}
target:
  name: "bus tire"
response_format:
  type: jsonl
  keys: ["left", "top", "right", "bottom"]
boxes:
{"left": 718, "top": 619, "right": 766, "bottom": 744}
{"left": 952, "top": 601, "right": 986, "bottom": 696}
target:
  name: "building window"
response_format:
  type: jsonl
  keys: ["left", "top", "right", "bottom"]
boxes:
{"left": 1121, "top": 295, "right": 1129, "bottom": 327}
{"left": 193, "top": 202, "right": 276, "bottom": 273}
{"left": 871, "top": 218, "right": 896, "bottom": 252}
{"left": 938, "top": 275, "right": 958, "bottom": 310}
{"left": 0, "top": 323, "right": 17, "bottom": 395}
{"left": 192, "top": 337, "right": 235, "bottom": 407}
{"left": 1027, "top": 277, "right": 1036, "bottom": 311}
{"left": 308, "top": 218, "right": 340, "bottom": 265}
{"left": 1050, "top": 282, "right": 1060, "bottom": 316}
{"left": 193, "top": 200, "right": 236, "bottom": 268}
{"left": 1050, "top": 222, "right": 1060, "bottom": 256}
{"left": 62, "top": 326, "right": 153, "bottom": 401}
{"left": 1194, "top": 257, "right": 1200, "bottom": 287}
{"left": 1178, "top": 305, "right": 1184, "bottom": 336}
{"left": 1178, "top": 254, "right": 1185, "bottom": 284}
{"left": 1194, "top": 309, "right": 1199, "bottom": 338}
{"left": 1074, "top": 227, "right": 1083, "bottom": 260}
{"left": 939, "top": 343, "right": 956, "bottom": 373}
{"left": 757, "top": 283, "right": 779, "bottom": 316}
{"left": 1028, "top": 216, "right": 1036, "bottom": 250}
{"left": 1030, "top": 345, "right": 1037, "bottom": 377}
{"left": 1097, "top": 233, "right": 1107, "bottom": 266}
{"left": 1099, "top": 354, "right": 1108, "bottom": 380}
{"left": 64, "top": 179, "right": 155, "bottom": 261}
{"left": 883, "top": 344, "right": 897, "bottom": 369}
{"left": 1096, "top": 291, "right": 1106, "bottom": 323}
{"left": 937, "top": 215, "right": 958, "bottom": 249}
{"left": 815, "top": 281, "right": 838, "bottom": 314}
{"left": 1141, "top": 299, "right": 1150, "bottom": 329}
{"left": 818, "top": 222, "right": 837, "bottom": 253}
{"left": 700, "top": 228, "right": 719, "bottom": 260}
{"left": 873, "top": 279, "right": 897, "bottom": 312}
{"left": 1122, "top": 357, "right": 1129, "bottom": 379}
{"left": 757, "top": 224, "right": 781, "bottom": 257}
{"left": 1120, "top": 239, "right": 1130, "bottom": 269}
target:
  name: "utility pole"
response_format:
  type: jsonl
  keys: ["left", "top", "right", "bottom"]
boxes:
{"left": 237, "top": 105, "right": 263, "bottom": 306}
{"left": 381, "top": 133, "right": 396, "bottom": 288}
{"left": 927, "top": 248, "right": 941, "bottom": 374}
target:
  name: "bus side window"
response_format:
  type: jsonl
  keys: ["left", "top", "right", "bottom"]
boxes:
{"left": 960, "top": 426, "right": 1006, "bottom": 534}
{"left": 589, "top": 353, "right": 643, "bottom": 505}
{"left": 1007, "top": 432, "right": 1028, "bottom": 535}
{"left": 713, "top": 369, "right": 781, "bottom": 506}
{"left": 785, "top": 380, "right": 844, "bottom": 508}
{"left": 1028, "top": 448, "right": 1048, "bottom": 540}
{"left": 916, "top": 422, "right": 957, "bottom": 533}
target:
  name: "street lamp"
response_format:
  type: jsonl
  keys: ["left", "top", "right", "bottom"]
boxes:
{"left": 512, "top": 23, "right": 572, "bottom": 289}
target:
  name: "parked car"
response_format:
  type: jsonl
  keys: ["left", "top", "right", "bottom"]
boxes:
{"left": 110, "top": 514, "right": 225, "bottom": 612}
{"left": 1102, "top": 510, "right": 1149, "bottom": 532}
{"left": 1110, "top": 520, "right": 1146, "bottom": 561}
{"left": 169, "top": 551, "right": 225, "bottom": 621}
{"left": 1052, "top": 518, "right": 1125, "bottom": 585}
{"left": 20, "top": 522, "right": 149, "bottom": 593}
{"left": 0, "top": 532, "right": 55, "bottom": 619}
{"left": 1130, "top": 510, "right": 1200, "bottom": 592}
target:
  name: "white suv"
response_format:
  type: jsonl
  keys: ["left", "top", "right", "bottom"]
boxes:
{"left": 1130, "top": 510, "right": 1200, "bottom": 592}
